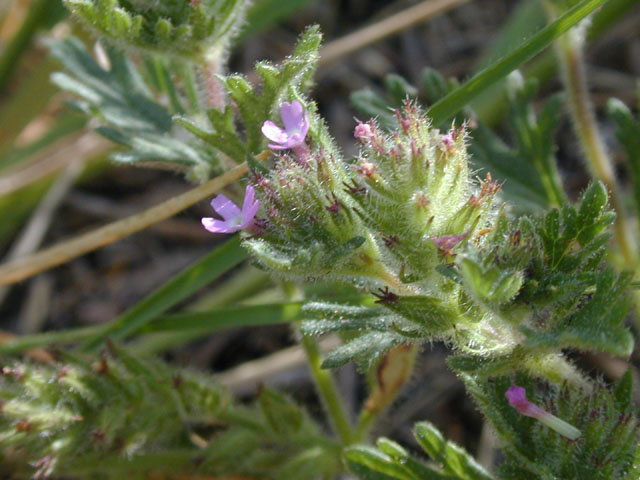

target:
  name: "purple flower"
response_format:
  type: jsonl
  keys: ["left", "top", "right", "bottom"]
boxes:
{"left": 505, "top": 386, "right": 581, "bottom": 440}
{"left": 262, "top": 101, "right": 310, "bottom": 156}
{"left": 202, "top": 185, "right": 259, "bottom": 234}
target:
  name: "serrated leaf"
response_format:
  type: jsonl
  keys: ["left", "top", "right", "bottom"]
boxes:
{"left": 524, "top": 269, "right": 634, "bottom": 356}
{"left": 50, "top": 37, "right": 213, "bottom": 172}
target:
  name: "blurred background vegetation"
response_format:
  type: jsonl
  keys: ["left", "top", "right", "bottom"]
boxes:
{"left": 0, "top": 0, "right": 639, "bottom": 464}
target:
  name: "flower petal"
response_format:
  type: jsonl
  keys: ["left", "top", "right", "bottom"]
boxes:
{"left": 202, "top": 217, "right": 240, "bottom": 234}
{"left": 299, "top": 110, "right": 310, "bottom": 139}
{"left": 241, "top": 192, "right": 260, "bottom": 227}
{"left": 267, "top": 142, "right": 289, "bottom": 150}
{"left": 505, "top": 386, "right": 546, "bottom": 418}
{"left": 261, "top": 121, "right": 288, "bottom": 144}
{"left": 241, "top": 186, "right": 259, "bottom": 218}
{"left": 280, "top": 101, "right": 304, "bottom": 133}
{"left": 211, "top": 194, "right": 241, "bottom": 221}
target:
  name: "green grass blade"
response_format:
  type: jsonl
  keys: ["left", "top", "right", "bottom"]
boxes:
{"left": 473, "top": 0, "right": 635, "bottom": 125}
{"left": 83, "top": 236, "right": 248, "bottom": 351}
{"left": 426, "top": 0, "right": 608, "bottom": 125}
{"left": 473, "top": 0, "right": 547, "bottom": 71}
{"left": 0, "top": 325, "right": 104, "bottom": 355}
{"left": 145, "top": 302, "right": 305, "bottom": 333}
{"left": 0, "top": 302, "right": 297, "bottom": 355}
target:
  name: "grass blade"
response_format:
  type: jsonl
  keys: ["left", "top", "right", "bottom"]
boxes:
{"left": 426, "top": 0, "right": 608, "bottom": 125}
{"left": 0, "top": 302, "right": 296, "bottom": 355}
{"left": 145, "top": 302, "right": 305, "bottom": 333}
{"left": 83, "top": 236, "right": 248, "bottom": 351}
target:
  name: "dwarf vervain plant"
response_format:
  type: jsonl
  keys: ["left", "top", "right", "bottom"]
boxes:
{"left": 1, "top": 0, "right": 639, "bottom": 479}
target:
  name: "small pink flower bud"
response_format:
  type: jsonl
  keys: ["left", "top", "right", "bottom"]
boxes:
{"left": 354, "top": 122, "right": 373, "bottom": 141}
{"left": 432, "top": 230, "right": 470, "bottom": 254}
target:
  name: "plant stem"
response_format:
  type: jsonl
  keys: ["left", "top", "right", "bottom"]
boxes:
{"left": 280, "top": 281, "right": 355, "bottom": 445}
{"left": 202, "top": 52, "right": 226, "bottom": 110}
{"left": 547, "top": 7, "right": 636, "bottom": 267}
{"left": 300, "top": 334, "right": 355, "bottom": 445}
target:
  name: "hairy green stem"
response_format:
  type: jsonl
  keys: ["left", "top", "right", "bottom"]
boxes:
{"left": 281, "top": 281, "right": 355, "bottom": 444}
{"left": 545, "top": 5, "right": 636, "bottom": 267}
{"left": 300, "top": 334, "right": 355, "bottom": 445}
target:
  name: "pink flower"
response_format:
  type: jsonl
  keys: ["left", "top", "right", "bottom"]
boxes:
{"left": 505, "top": 386, "right": 581, "bottom": 440}
{"left": 505, "top": 386, "right": 548, "bottom": 417}
{"left": 261, "top": 101, "right": 310, "bottom": 155}
{"left": 354, "top": 121, "right": 373, "bottom": 141}
{"left": 202, "top": 185, "right": 259, "bottom": 234}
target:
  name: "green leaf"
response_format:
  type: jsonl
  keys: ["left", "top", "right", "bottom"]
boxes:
{"left": 350, "top": 89, "right": 397, "bottom": 130}
{"left": 83, "top": 236, "right": 248, "bottom": 351}
{"left": 385, "top": 74, "right": 418, "bottom": 105}
{"left": 426, "top": 0, "right": 609, "bottom": 125}
{"left": 50, "top": 36, "right": 214, "bottom": 175}
{"left": 503, "top": 75, "right": 565, "bottom": 206}
{"left": 191, "top": 26, "right": 321, "bottom": 159}
{"left": 146, "top": 302, "right": 304, "bottom": 333}
{"left": 459, "top": 257, "right": 524, "bottom": 305}
{"left": 614, "top": 369, "right": 634, "bottom": 412}
{"left": 344, "top": 446, "right": 419, "bottom": 480}
{"left": 524, "top": 269, "right": 634, "bottom": 356}
{"left": 0, "top": 350, "right": 339, "bottom": 479}
{"left": 380, "top": 295, "right": 457, "bottom": 334}
{"left": 301, "top": 301, "right": 389, "bottom": 336}
{"left": 533, "top": 181, "right": 613, "bottom": 274}
{"left": 414, "top": 422, "right": 494, "bottom": 480}
{"left": 321, "top": 331, "right": 402, "bottom": 370}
